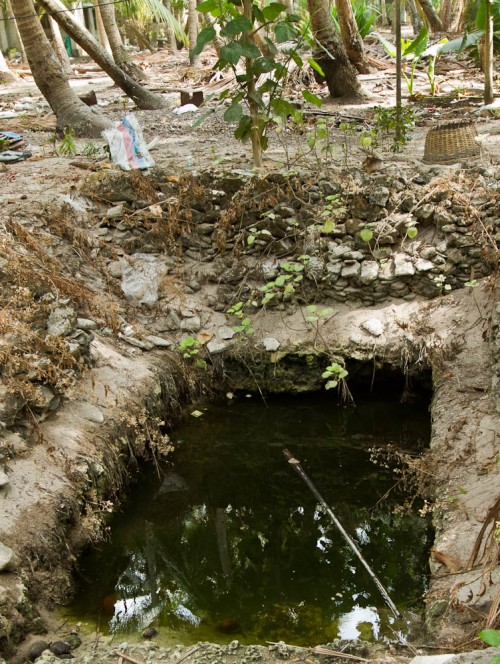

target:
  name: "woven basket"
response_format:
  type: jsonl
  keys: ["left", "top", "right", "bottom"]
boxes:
{"left": 423, "top": 120, "right": 480, "bottom": 164}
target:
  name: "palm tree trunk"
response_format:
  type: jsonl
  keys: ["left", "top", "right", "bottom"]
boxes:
{"left": 36, "top": 0, "right": 168, "bottom": 109}
{"left": 307, "top": 0, "right": 361, "bottom": 98}
{"left": 335, "top": 0, "right": 369, "bottom": 73}
{"left": 97, "top": 0, "right": 146, "bottom": 79}
{"left": 439, "top": 0, "right": 463, "bottom": 32}
{"left": 483, "top": 0, "right": 494, "bottom": 104}
{"left": 164, "top": 0, "right": 178, "bottom": 52}
{"left": 415, "top": 0, "right": 444, "bottom": 31}
{"left": 188, "top": 0, "right": 199, "bottom": 64}
{"left": 6, "top": 0, "right": 27, "bottom": 63}
{"left": 10, "top": 0, "right": 112, "bottom": 136}
{"left": 380, "top": 0, "right": 388, "bottom": 26}
{"left": 94, "top": 0, "right": 112, "bottom": 54}
{"left": 406, "top": 0, "right": 423, "bottom": 34}
{"left": 49, "top": 15, "right": 73, "bottom": 77}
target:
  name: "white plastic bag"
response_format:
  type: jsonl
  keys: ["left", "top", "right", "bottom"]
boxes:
{"left": 102, "top": 115, "right": 155, "bottom": 171}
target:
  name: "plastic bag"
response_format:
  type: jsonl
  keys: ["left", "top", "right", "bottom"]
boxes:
{"left": 102, "top": 115, "right": 155, "bottom": 171}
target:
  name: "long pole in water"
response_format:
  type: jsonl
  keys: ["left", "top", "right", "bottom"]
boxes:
{"left": 283, "top": 449, "right": 402, "bottom": 620}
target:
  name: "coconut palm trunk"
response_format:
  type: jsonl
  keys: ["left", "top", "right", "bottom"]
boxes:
{"left": 188, "top": 0, "right": 199, "bottom": 64}
{"left": 439, "top": 0, "right": 463, "bottom": 32}
{"left": 415, "top": 0, "right": 444, "bottom": 31}
{"left": 49, "top": 16, "right": 73, "bottom": 76}
{"left": 37, "top": 0, "right": 168, "bottom": 109}
{"left": 10, "top": 0, "right": 111, "bottom": 136}
{"left": 6, "top": 0, "right": 27, "bottom": 63}
{"left": 164, "top": 0, "right": 178, "bottom": 52}
{"left": 97, "top": 0, "right": 146, "bottom": 79}
{"left": 335, "top": 0, "right": 369, "bottom": 73}
{"left": 94, "top": 0, "right": 112, "bottom": 53}
{"left": 307, "top": 0, "right": 361, "bottom": 98}
{"left": 406, "top": 0, "right": 423, "bottom": 34}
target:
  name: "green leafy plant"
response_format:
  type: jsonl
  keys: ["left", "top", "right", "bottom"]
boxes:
{"left": 478, "top": 629, "right": 500, "bottom": 664}
{"left": 318, "top": 194, "right": 346, "bottom": 234}
{"left": 178, "top": 336, "right": 207, "bottom": 369}
{"left": 82, "top": 141, "right": 102, "bottom": 158}
{"left": 305, "top": 305, "right": 333, "bottom": 323}
{"left": 192, "top": 0, "right": 321, "bottom": 166}
{"left": 57, "top": 128, "right": 77, "bottom": 156}
{"left": 227, "top": 301, "right": 254, "bottom": 335}
{"left": 322, "top": 362, "right": 348, "bottom": 390}
{"left": 373, "top": 106, "right": 415, "bottom": 152}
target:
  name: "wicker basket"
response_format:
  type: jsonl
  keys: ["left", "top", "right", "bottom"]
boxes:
{"left": 423, "top": 120, "right": 480, "bottom": 164}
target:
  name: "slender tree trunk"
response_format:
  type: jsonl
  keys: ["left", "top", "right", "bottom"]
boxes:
{"left": 243, "top": 0, "right": 262, "bottom": 167}
{"left": 406, "top": 0, "right": 423, "bottom": 34}
{"left": 36, "top": 0, "right": 168, "bottom": 109}
{"left": 49, "top": 16, "right": 73, "bottom": 76}
{"left": 283, "top": 0, "right": 294, "bottom": 14}
{"left": 335, "top": 0, "right": 369, "bottom": 73}
{"left": 188, "top": 0, "right": 199, "bottom": 64}
{"left": 307, "top": 0, "right": 361, "bottom": 98}
{"left": 164, "top": 0, "right": 178, "bottom": 52}
{"left": 440, "top": 0, "right": 463, "bottom": 32}
{"left": 6, "top": 0, "right": 27, "bottom": 63}
{"left": 94, "top": 0, "right": 112, "bottom": 54}
{"left": 0, "top": 48, "right": 17, "bottom": 82}
{"left": 483, "top": 0, "right": 494, "bottom": 104}
{"left": 380, "top": 0, "right": 388, "bottom": 26}
{"left": 97, "top": 0, "right": 146, "bottom": 79}
{"left": 10, "top": 0, "right": 111, "bottom": 136}
{"left": 415, "top": 0, "right": 444, "bottom": 31}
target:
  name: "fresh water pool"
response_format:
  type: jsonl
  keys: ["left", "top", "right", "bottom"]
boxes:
{"left": 67, "top": 391, "right": 432, "bottom": 646}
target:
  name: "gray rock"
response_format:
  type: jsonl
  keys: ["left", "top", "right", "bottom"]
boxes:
{"left": 106, "top": 205, "right": 124, "bottom": 219}
{"left": 0, "top": 471, "right": 9, "bottom": 488}
{"left": 368, "top": 186, "right": 390, "bottom": 207}
{"left": 263, "top": 337, "right": 280, "bottom": 352}
{"left": 28, "top": 640, "right": 50, "bottom": 662}
{"left": 359, "top": 261, "right": 379, "bottom": 284}
{"left": 108, "top": 260, "right": 125, "bottom": 278}
{"left": 420, "top": 246, "right": 437, "bottom": 260}
{"left": 219, "top": 326, "right": 236, "bottom": 340}
{"left": 0, "top": 543, "right": 14, "bottom": 571}
{"left": 76, "top": 318, "right": 98, "bottom": 330}
{"left": 416, "top": 258, "right": 435, "bottom": 272}
{"left": 180, "top": 316, "right": 201, "bottom": 333}
{"left": 341, "top": 261, "right": 361, "bottom": 278}
{"left": 47, "top": 307, "right": 77, "bottom": 337}
{"left": 306, "top": 256, "right": 324, "bottom": 279}
{"left": 261, "top": 258, "right": 279, "bottom": 281}
{"left": 0, "top": 385, "right": 25, "bottom": 428}
{"left": 415, "top": 203, "right": 434, "bottom": 221}
{"left": 362, "top": 318, "right": 384, "bottom": 337}
{"left": 329, "top": 245, "right": 350, "bottom": 259}
{"left": 326, "top": 261, "right": 343, "bottom": 275}
{"left": 206, "top": 338, "right": 230, "bottom": 354}
{"left": 146, "top": 335, "right": 173, "bottom": 348}
{"left": 394, "top": 253, "right": 415, "bottom": 277}
{"left": 118, "top": 333, "right": 154, "bottom": 351}
{"left": 121, "top": 254, "right": 169, "bottom": 305}
{"left": 156, "top": 310, "right": 182, "bottom": 332}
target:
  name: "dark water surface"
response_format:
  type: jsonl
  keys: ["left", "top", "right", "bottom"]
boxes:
{"left": 67, "top": 392, "right": 432, "bottom": 646}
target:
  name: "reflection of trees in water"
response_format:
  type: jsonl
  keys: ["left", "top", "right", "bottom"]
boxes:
{"left": 107, "top": 498, "right": 429, "bottom": 641}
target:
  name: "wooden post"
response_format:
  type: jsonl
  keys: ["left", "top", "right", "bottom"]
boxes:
{"left": 484, "top": 0, "right": 494, "bottom": 104}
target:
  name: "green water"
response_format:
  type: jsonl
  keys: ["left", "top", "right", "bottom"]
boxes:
{"left": 68, "top": 392, "right": 432, "bottom": 646}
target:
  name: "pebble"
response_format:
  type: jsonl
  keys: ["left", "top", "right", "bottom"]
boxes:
{"left": 263, "top": 337, "right": 280, "bottom": 351}
{"left": 76, "top": 318, "right": 98, "bottom": 330}
{"left": 142, "top": 627, "right": 158, "bottom": 639}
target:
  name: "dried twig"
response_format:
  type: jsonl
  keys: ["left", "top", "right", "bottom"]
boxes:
{"left": 267, "top": 642, "right": 370, "bottom": 662}
{"left": 175, "top": 644, "right": 202, "bottom": 663}
{"left": 114, "top": 651, "right": 146, "bottom": 664}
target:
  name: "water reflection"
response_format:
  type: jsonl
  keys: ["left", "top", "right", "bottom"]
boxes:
{"left": 70, "top": 393, "right": 431, "bottom": 645}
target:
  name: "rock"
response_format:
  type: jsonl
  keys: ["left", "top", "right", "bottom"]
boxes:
{"left": 306, "top": 256, "right": 324, "bottom": 279}
{"left": 0, "top": 543, "right": 14, "bottom": 571}
{"left": 146, "top": 335, "right": 173, "bottom": 348}
{"left": 368, "top": 186, "right": 390, "bottom": 207}
{"left": 0, "top": 385, "right": 25, "bottom": 428}
{"left": 341, "top": 262, "right": 361, "bottom": 278}
{"left": 420, "top": 246, "right": 437, "bottom": 260}
{"left": 73, "top": 402, "right": 104, "bottom": 424}
{"left": 106, "top": 205, "right": 124, "bottom": 219}
{"left": 360, "top": 261, "right": 379, "bottom": 284}
{"left": 29, "top": 640, "right": 50, "bottom": 661}
{"left": 263, "top": 337, "right": 280, "bottom": 351}
{"left": 156, "top": 310, "right": 182, "bottom": 332}
{"left": 159, "top": 472, "right": 188, "bottom": 494}
{"left": 261, "top": 258, "right": 279, "bottom": 280}
{"left": 0, "top": 470, "right": 9, "bottom": 488}
{"left": 121, "top": 254, "right": 169, "bottom": 305}
{"left": 142, "top": 627, "right": 158, "bottom": 639}
{"left": 206, "top": 338, "right": 230, "bottom": 354}
{"left": 76, "top": 318, "right": 98, "bottom": 330}
{"left": 180, "top": 316, "right": 201, "bottom": 333}
{"left": 329, "top": 245, "right": 350, "bottom": 259}
{"left": 49, "top": 641, "right": 72, "bottom": 656}
{"left": 65, "top": 634, "right": 82, "bottom": 650}
{"left": 47, "top": 307, "right": 77, "bottom": 337}
{"left": 394, "top": 253, "right": 415, "bottom": 277}
{"left": 219, "top": 326, "right": 236, "bottom": 340}
{"left": 108, "top": 260, "right": 125, "bottom": 278}
{"left": 416, "top": 259, "right": 435, "bottom": 272}
{"left": 408, "top": 657, "right": 455, "bottom": 664}
{"left": 362, "top": 318, "right": 384, "bottom": 337}
{"left": 118, "top": 333, "right": 154, "bottom": 350}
